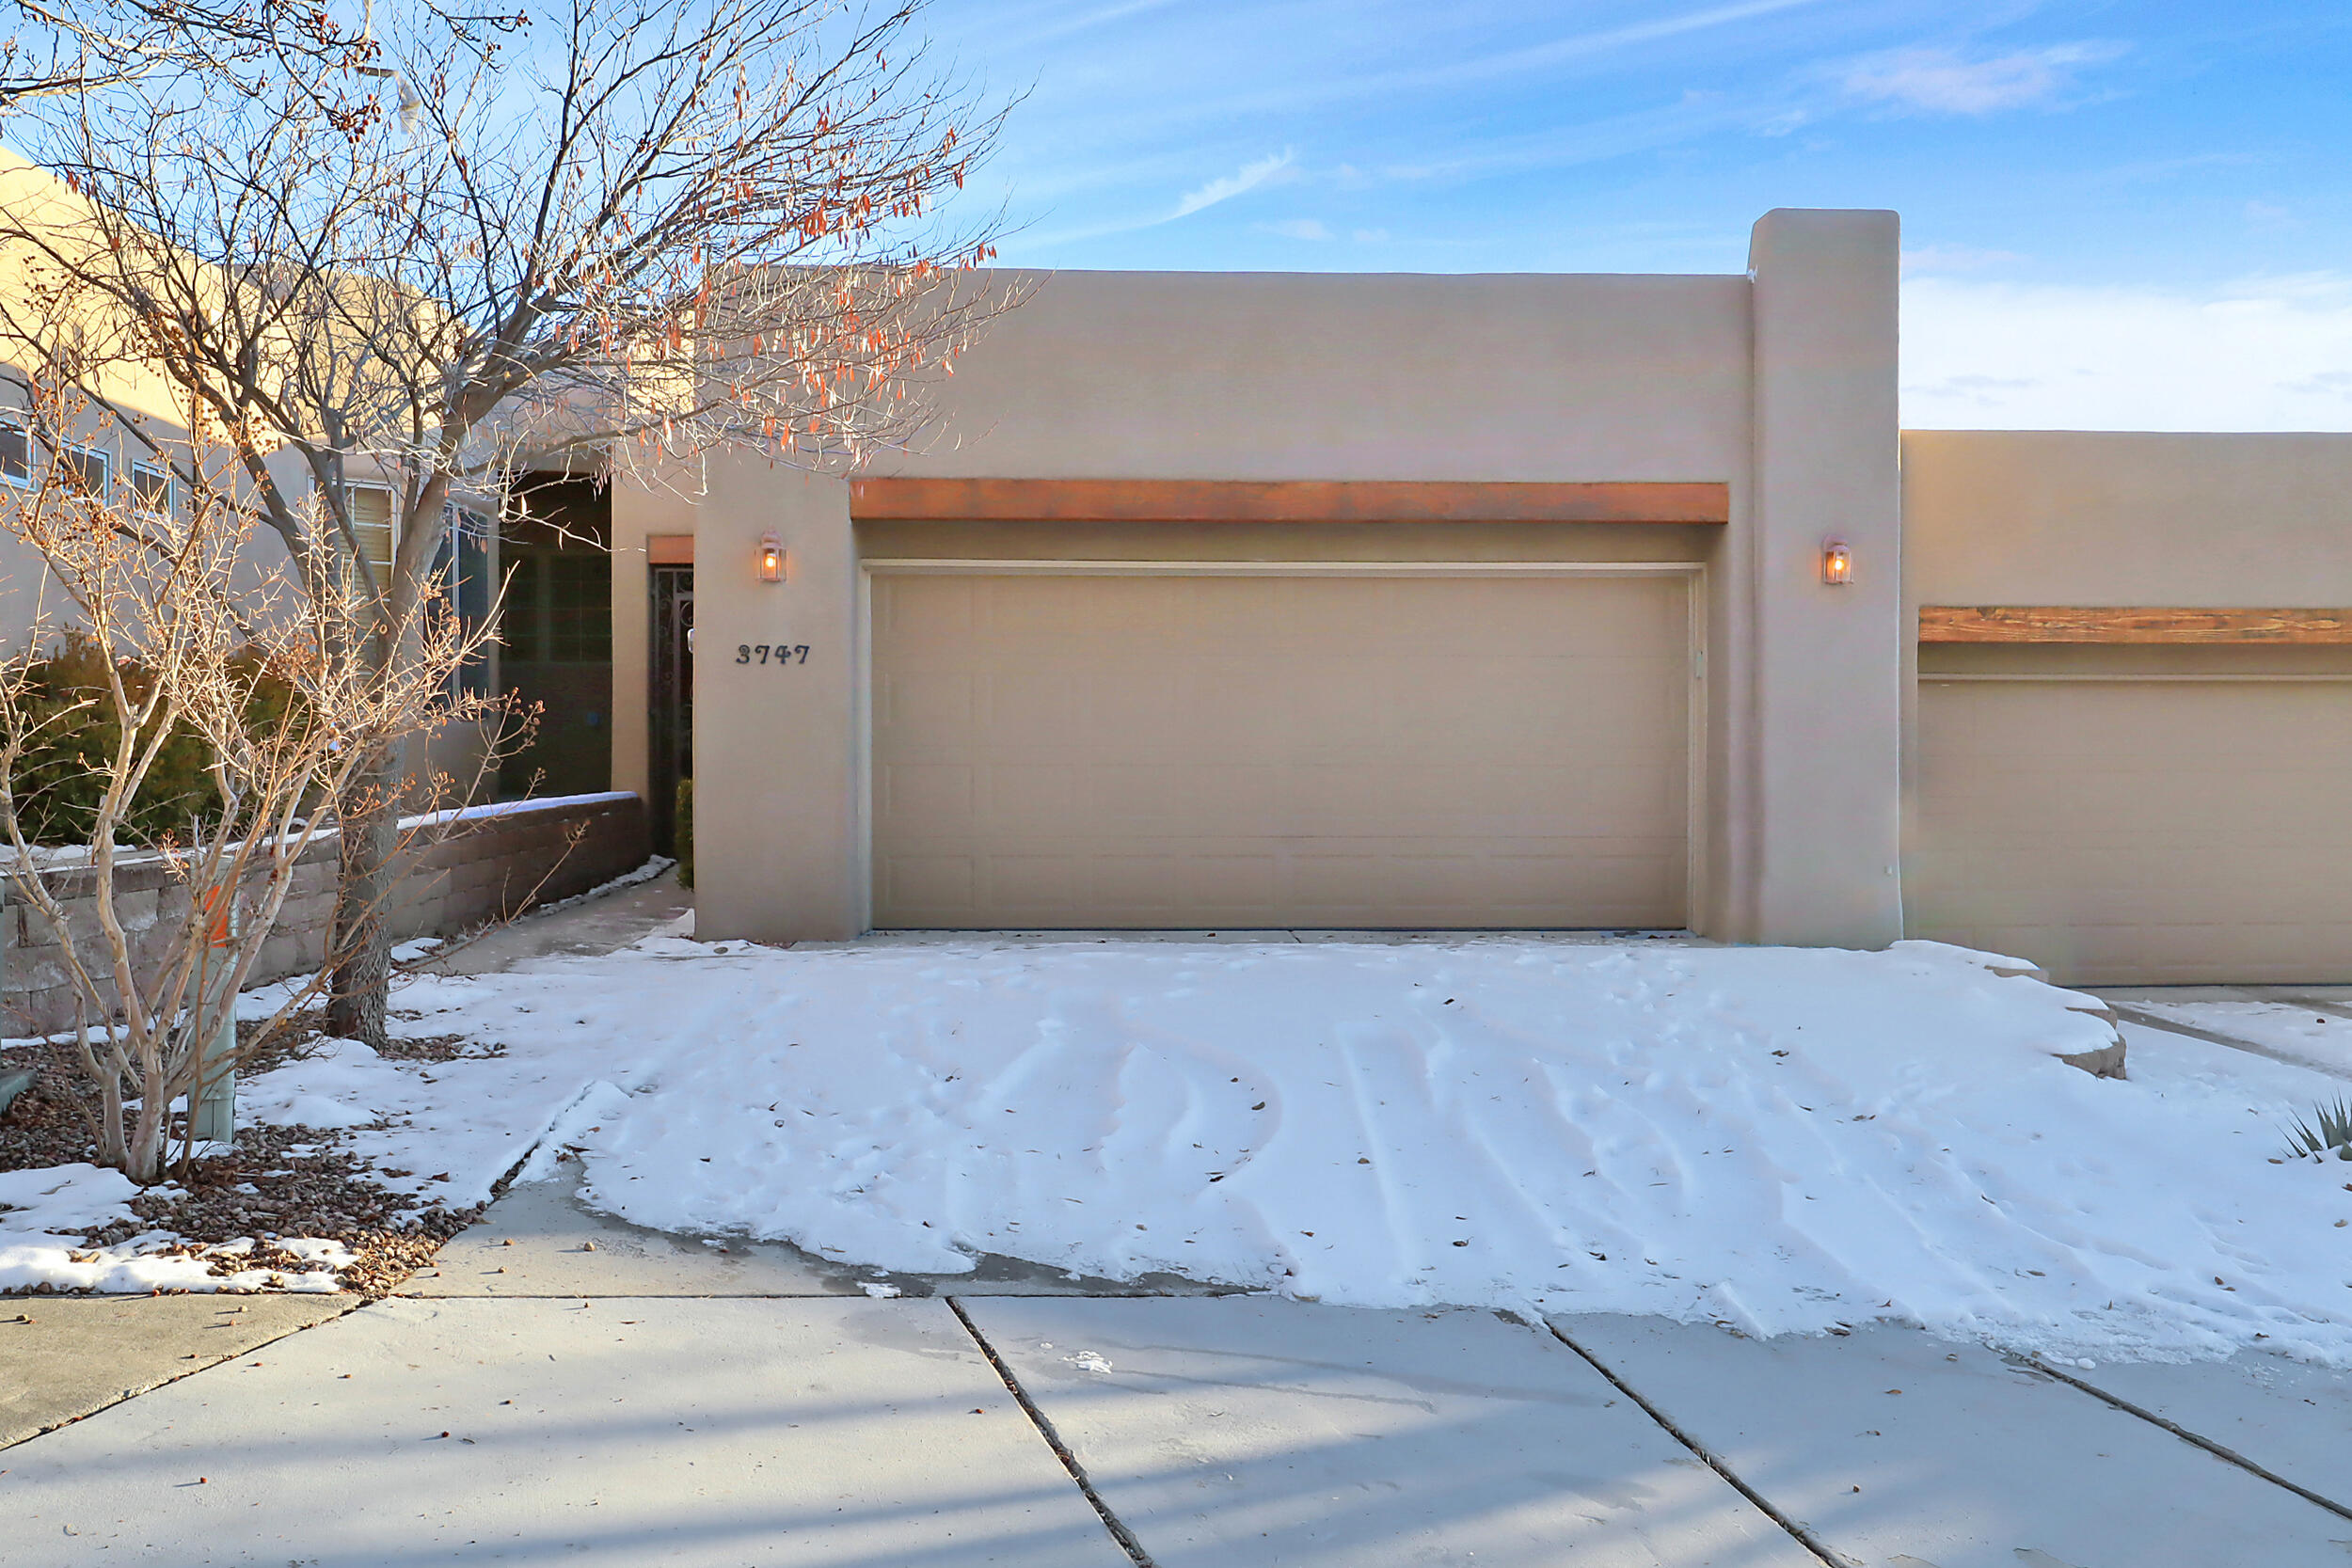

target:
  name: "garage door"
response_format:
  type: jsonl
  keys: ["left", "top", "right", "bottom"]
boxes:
{"left": 869, "top": 569, "right": 1693, "bottom": 929}
{"left": 1908, "top": 680, "right": 2352, "bottom": 984}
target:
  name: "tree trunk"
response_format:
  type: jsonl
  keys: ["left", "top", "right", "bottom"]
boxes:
{"left": 326, "top": 749, "right": 399, "bottom": 1048}
{"left": 123, "top": 1052, "right": 168, "bottom": 1184}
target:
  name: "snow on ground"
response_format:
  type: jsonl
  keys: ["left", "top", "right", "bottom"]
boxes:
{"left": 0, "top": 1164, "right": 349, "bottom": 1292}
{"left": 11, "top": 927, "right": 2352, "bottom": 1364}
{"left": 202, "top": 932, "right": 2352, "bottom": 1363}
{"left": 2116, "top": 997, "right": 2352, "bottom": 1080}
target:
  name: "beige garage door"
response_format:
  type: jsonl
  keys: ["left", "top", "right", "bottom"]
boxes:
{"left": 870, "top": 570, "right": 1693, "bottom": 928}
{"left": 1909, "top": 680, "right": 2352, "bottom": 984}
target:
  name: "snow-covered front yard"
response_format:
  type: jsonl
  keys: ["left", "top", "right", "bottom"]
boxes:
{"left": 8, "top": 927, "right": 2351, "bottom": 1365}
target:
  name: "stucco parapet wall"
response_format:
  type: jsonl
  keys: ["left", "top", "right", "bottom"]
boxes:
{"left": 854, "top": 267, "right": 1755, "bottom": 485}
{"left": 1, "top": 793, "right": 649, "bottom": 1037}
{"left": 1900, "top": 429, "right": 2352, "bottom": 607}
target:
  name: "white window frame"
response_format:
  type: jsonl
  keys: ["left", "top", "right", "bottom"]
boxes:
{"left": 130, "top": 460, "right": 171, "bottom": 516}
{"left": 56, "top": 442, "right": 109, "bottom": 497}
{"left": 319, "top": 479, "right": 398, "bottom": 579}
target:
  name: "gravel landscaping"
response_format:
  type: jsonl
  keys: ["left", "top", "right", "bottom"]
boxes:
{"left": 0, "top": 1015, "right": 485, "bottom": 1298}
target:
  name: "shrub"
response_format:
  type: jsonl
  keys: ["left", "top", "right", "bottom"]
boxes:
{"left": 6, "top": 633, "right": 296, "bottom": 847}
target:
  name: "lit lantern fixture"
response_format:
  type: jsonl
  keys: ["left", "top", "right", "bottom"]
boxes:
{"left": 1820, "top": 538, "right": 1853, "bottom": 586}
{"left": 757, "top": 531, "right": 786, "bottom": 583}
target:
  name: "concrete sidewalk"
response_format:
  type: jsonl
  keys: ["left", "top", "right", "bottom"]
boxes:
{"left": 8, "top": 1165, "right": 2349, "bottom": 1568}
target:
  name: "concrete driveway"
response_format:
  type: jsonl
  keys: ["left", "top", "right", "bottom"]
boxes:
{"left": 6, "top": 1168, "right": 2349, "bottom": 1568}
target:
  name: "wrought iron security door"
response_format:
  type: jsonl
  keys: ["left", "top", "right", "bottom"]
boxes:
{"left": 650, "top": 565, "right": 693, "bottom": 857}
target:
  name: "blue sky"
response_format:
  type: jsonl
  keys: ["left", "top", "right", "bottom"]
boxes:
{"left": 927, "top": 1, "right": 2352, "bottom": 429}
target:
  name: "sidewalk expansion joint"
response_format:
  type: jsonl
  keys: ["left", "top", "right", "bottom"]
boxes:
{"left": 2017, "top": 1354, "right": 2352, "bottom": 1524}
{"left": 1543, "top": 1320, "right": 1856, "bottom": 1568}
{"left": 946, "top": 1295, "right": 1158, "bottom": 1568}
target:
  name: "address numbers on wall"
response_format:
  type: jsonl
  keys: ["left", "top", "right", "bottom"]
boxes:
{"left": 735, "top": 643, "right": 812, "bottom": 665}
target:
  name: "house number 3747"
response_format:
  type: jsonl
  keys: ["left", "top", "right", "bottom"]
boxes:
{"left": 736, "top": 643, "right": 811, "bottom": 665}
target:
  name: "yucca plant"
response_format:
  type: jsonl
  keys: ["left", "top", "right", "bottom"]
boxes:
{"left": 2280, "top": 1098, "right": 2352, "bottom": 1161}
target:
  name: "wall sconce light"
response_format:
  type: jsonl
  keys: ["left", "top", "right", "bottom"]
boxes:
{"left": 1820, "top": 538, "right": 1853, "bottom": 586}
{"left": 757, "top": 531, "right": 786, "bottom": 583}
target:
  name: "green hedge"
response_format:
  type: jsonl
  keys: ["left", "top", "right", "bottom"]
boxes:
{"left": 6, "top": 636, "right": 294, "bottom": 847}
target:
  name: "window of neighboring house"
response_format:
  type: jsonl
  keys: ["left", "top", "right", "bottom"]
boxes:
{"left": 429, "top": 506, "right": 497, "bottom": 698}
{"left": 0, "top": 424, "right": 26, "bottom": 485}
{"left": 56, "top": 445, "right": 108, "bottom": 496}
{"left": 326, "top": 482, "right": 395, "bottom": 584}
{"left": 130, "top": 462, "right": 170, "bottom": 515}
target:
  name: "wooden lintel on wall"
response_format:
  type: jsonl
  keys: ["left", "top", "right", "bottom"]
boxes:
{"left": 1920, "top": 606, "right": 2352, "bottom": 644}
{"left": 848, "top": 478, "right": 1730, "bottom": 525}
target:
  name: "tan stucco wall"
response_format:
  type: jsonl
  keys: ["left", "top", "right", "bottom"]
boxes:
{"left": 1745, "top": 210, "right": 1904, "bottom": 949}
{"left": 1902, "top": 431, "right": 2352, "bottom": 606}
{"left": 655, "top": 214, "right": 1908, "bottom": 947}
{"left": 1900, "top": 430, "right": 2352, "bottom": 983}
{"left": 867, "top": 269, "right": 1753, "bottom": 484}
{"left": 691, "top": 461, "right": 860, "bottom": 941}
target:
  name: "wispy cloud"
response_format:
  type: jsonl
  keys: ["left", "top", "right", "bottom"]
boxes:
{"left": 1015, "top": 150, "right": 1295, "bottom": 251}
{"left": 1066, "top": 0, "right": 1832, "bottom": 140}
{"left": 1393, "top": 0, "right": 1830, "bottom": 96}
{"left": 1172, "top": 150, "right": 1295, "bottom": 219}
{"left": 1257, "top": 217, "right": 1332, "bottom": 241}
{"left": 1376, "top": 88, "right": 1766, "bottom": 185}
{"left": 1005, "top": 0, "right": 1184, "bottom": 50}
{"left": 1903, "top": 274, "right": 2352, "bottom": 430}
{"left": 1844, "top": 42, "right": 2126, "bottom": 116}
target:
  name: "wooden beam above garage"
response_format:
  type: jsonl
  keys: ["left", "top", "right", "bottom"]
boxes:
{"left": 848, "top": 477, "right": 1730, "bottom": 524}
{"left": 1920, "top": 606, "right": 2352, "bottom": 643}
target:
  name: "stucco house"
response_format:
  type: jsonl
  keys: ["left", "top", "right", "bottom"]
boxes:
{"left": 3, "top": 200, "right": 2346, "bottom": 987}
{"left": 594, "top": 207, "right": 2352, "bottom": 987}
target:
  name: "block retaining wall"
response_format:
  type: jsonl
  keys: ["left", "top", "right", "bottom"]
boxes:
{"left": 1, "top": 792, "right": 651, "bottom": 1036}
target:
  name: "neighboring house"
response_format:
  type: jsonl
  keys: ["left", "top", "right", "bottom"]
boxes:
{"left": 0, "top": 149, "right": 519, "bottom": 801}
{"left": 599, "top": 208, "right": 2351, "bottom": 987}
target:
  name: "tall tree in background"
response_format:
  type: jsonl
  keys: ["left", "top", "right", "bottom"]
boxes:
{"left": 0, "top": 0, "right": 1010, "bottom": 1043}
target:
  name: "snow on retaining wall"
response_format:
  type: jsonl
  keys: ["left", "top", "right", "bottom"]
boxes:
{"left": 0, "top": 792, "right": 650, "bottom": 1035}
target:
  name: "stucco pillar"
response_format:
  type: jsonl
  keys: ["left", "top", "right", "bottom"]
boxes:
{"left": 692, "top": 457, "right": 860, "bottom": 942}
{"left": 1745, "top": 208, "right": 1905, "bottom": 948}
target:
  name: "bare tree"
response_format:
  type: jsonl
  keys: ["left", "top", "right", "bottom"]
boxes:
{"left": 0, "top": 371, "right": 499, "bottom": 1184}
{"left": 0, "top": 0, "right": 378, "bottom": 105}
{"left": 0, "top": 0, "right": 1013, "bottom": 1042}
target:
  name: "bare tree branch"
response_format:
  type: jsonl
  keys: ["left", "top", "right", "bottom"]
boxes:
{"left": 0, "top": 0, "right": 1017, "bottom": 1043}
